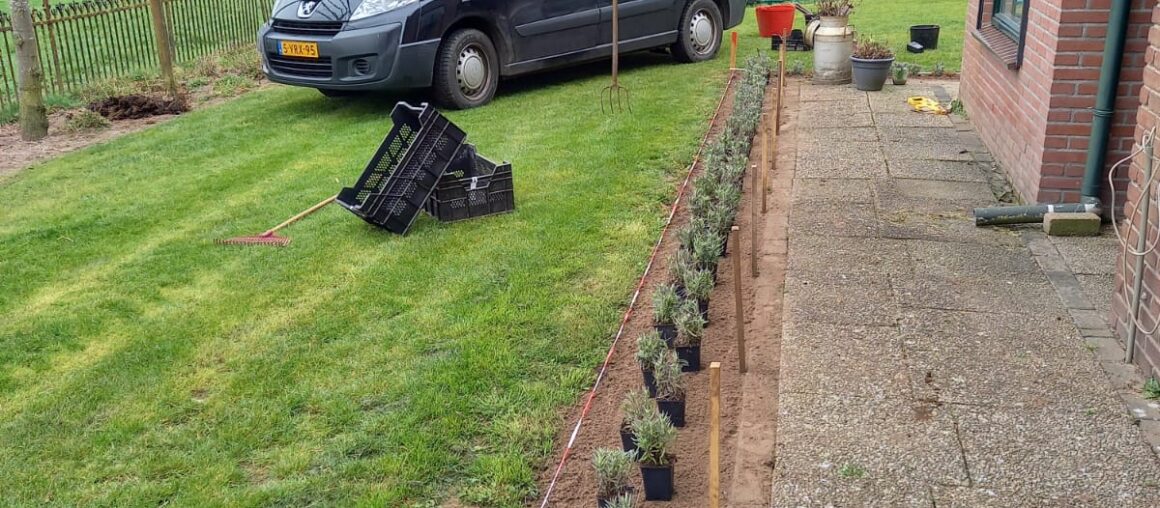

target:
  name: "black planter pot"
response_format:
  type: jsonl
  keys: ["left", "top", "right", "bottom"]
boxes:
{"left": 910, "top": 24, "right": 940, "bottom": 49}
{"left": 720, "top": 234, "right": 730, "bottom": 257}
{"left": 597, "top": 487, "right": 635, "bottom": 508}
{"left": 619, "top": 425, "right": 639, "bottom": 458}
{"left": 642, "top": 368, "right": 658, "bottom": 397}
{"left": 654, "top": 322, "right": 677, "bottom": 346}
{"left": 676, "top": 344, "right": 701, "bottom": 372}
{"left": 656, "top": 397, "right": 686, "bottom": 427}
{"left": 697, "top": 298, "right": 709, "bottom": 324}
{"left": 674, "top": 284, "right": 687, "bottom": 299}
{"left": 640, "top": 463, "right": 675, "bottom": 501}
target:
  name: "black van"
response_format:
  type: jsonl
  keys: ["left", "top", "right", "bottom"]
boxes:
{"left": 259, "top": 0, "right": 747, "bottom": 109}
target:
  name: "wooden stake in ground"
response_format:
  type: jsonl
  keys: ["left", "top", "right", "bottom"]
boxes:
{"left": 709, "top": 361, "right": 722, "bottom": 507}
{"left": 10, "top": 0, "right": 48, "bottom": 141}
{"left": 750, "top": 164, "right": 758, "bottom": 278}
{"left": 729, "top": 31, "right": 738, "bottom": 70}
{"left": 761, "top": 113, "right": 768, "bottom": 214}
{"left": 147, "top": 0, "right": 178, "bottom": 98}
{"left": 731, "top": 226, "right": 747, "bottom": 374}
{"left": 776, "top": 33, "right": 787, "bottom": 135}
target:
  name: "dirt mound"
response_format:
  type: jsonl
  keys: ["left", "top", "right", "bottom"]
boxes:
{"left": 88, "top": 95, "right": 189, "bottom": 120}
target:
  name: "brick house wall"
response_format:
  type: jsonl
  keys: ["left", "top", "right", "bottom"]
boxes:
{"left": 960, "top": 0, "right": 1151, "bottom": 206}
{"left": 1111, "top": 2, "right": 1160, "bottom": 380}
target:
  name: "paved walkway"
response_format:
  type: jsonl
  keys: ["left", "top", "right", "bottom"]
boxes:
{"left": 774, "top": 80, "right": 1160, "bottom": 506}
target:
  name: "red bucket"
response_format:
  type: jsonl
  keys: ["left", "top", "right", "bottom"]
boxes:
{"left": 756, "top": 4, "right": 795, "bottom": 38}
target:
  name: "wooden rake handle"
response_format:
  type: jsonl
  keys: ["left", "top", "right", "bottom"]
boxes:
{"left": 261, "top": 195, "right": 337, "bottom": 237}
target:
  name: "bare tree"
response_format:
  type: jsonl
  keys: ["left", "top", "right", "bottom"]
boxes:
{"left": 11, "top": 0, "right": 48, "bottom": 141}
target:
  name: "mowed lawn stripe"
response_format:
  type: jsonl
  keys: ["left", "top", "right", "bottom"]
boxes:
{"left": 0, "top": 14, "right": 766, "bottom": 506}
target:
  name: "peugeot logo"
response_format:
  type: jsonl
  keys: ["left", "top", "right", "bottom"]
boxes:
{"left": 297, "top": 0, "right": 319, "bottom": 18}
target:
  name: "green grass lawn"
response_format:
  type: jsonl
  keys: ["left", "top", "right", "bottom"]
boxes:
{"left": 782, "top": 0, "right": 966, "bottom": 73}
{"left": 0, "top": 13, "right": 769, "bottom": 508}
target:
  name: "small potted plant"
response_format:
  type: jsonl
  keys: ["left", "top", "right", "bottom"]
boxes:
{"left": 851, "top": 36, "right": 895, "bottom": 91}
{"left": 892, "top": 62, "right": 909, "bottom": 85}
{"left": 620, "top": 388, "right": 656, "bottom": 457}
{"left": 683, "top": 267, "right": 713, "bottom": 324}
{"left": 652, "top": 350, "right": 688, "bottom": 427}
{"left": 636, "top": 332, "right": 668, "bottom": 397}
{"left": 673, "top": 300, "right": 705, "bottom": 372}
{"left": 593, "top": 448, "right": 635, "bottom": 507}
{"left": 692, "top": 229, "right": 723, "bottom": 279}
{"left": 601, "top": 493, "right": 637, "bottom": 508}
{"left": 670, "top": 248, "right": 696, "bottom": 297}
{"left": 632, "top": 411, "right": 678, "bottom": 501}
{"left": 652, "top": 284, "right": 680, "bottom": 346}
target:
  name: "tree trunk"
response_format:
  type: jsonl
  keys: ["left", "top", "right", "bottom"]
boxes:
{"left": 11, "top": 0, "right": 48, "bottom": 141}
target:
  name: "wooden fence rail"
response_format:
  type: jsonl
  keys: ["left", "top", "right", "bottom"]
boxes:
{"left": 0, "top": 0, "right": 270, "bottom": 107}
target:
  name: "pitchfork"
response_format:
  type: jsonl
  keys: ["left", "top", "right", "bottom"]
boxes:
{"left": 601, "top": 0, "right": 631, "bottom": 114}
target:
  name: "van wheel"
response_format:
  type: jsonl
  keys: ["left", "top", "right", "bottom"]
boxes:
{"left": 433, "top": 29, "right": 499, "bottom": 109}
{"left": 672, "top": 0, "right": 722, "bottom": 63}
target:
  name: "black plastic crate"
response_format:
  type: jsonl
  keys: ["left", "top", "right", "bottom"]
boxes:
{"left": 425, "top": 153, "right": 515, "bottom": 223}
{"left": 337, "top": 102, "right": 467, "bottom": 234}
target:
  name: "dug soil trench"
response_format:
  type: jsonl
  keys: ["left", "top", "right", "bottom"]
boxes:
{"left": 536, "top": 74, "right": 794, "bottom": 507}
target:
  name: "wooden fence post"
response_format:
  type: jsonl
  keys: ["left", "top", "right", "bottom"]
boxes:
{"left": 40, "top": 0, "right": 63, "bottom": 92}
{"left": 730, "top": 226, "right": 747, "bottom": 374}
{"left": 729, "top": 31, "right": 738, "bottom": 70}
{"left": 147, "top": 0, "right": 177, "bottom": 97}
{"left": 708, "top": 362, "right": 722, "bottom": 508}
{"left": 761, "top": 113, "right": 768, "bottom": 214}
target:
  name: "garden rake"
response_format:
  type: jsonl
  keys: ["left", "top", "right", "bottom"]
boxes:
{"left": 601, "top": 0, "right": 631, "bottom": 114}
{"left": 217, "top": 195, "right": 336, "bottom": 247}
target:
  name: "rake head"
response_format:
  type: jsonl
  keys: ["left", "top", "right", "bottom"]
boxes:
{"left": 601, "top": 83, "right": 632, "bottom": 115}
{"left": 216, "top": 232, "right": 291, "bottom": 247}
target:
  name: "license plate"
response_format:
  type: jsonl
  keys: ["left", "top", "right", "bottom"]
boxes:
{"left": 280, "top": 41, "right": 319, "bottom": 59}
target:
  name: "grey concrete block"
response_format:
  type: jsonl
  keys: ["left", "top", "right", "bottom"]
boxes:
{"left": 1043, "top": 212, "right": 1102, "bottom": 236}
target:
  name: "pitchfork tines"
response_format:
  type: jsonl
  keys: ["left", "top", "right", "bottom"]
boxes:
{"left": 602, "top": 0, "right": 631, "bottom": 115}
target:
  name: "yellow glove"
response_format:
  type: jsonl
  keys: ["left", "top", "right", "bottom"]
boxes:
{"left": 907, "top": 96, "right": 948, "bottom": 115}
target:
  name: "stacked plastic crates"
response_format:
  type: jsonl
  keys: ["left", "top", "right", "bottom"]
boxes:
{"left": 337, "top": 102, "right": 515, "bottom": 234}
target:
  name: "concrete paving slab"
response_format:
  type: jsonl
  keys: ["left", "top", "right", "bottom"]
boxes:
{"left": 886, "top": 159, "right": 989, "bottom": 182}
{"left": 776, "top": 392, "right": 968, "bottom": 485}
{"left": 802, "top": 127, "right": 880, "bottom": 142}
{"left": 882, "top": 142, "right": 975, "bottom": 162}
{"left": 799, "top": 113, "right": 876, "bottom": 129}
{"left": 1050, "top": 233, "right": 1120, "bottom": 275}
{"left": 932, "top": 484, "right": 1160, "bottom": 508}
{"left": 953, "top": 404, "right": 1160, "bottom": 505}
{"left": 791, "top": 178, "right": 875, "bottom": 204}
{"left": 784, "top": 272, "right": 899, "bottom": 327}
{"left": 894, "top": 240, "right": 1060, "bottom": 314}
{"left": 1077, "top": 273, "right": 1115, "bottom": 322}
{"left": 773, "top": 475, "right": 932, "bottom": 507}
{"left": 781, "top": 322, "right": 910, "bottom": 398}
{"left": 797, "top": 141, "right": 885, "bottom": 162}
{"left": 787, "top": 235, "right": 913, "bottom": 278}
{"left": 799, "top": 85, "right": 869, "bottom": 102}
{"left": 799, "top": 99, "right": 873, "bottom": 115}
{"left": 789, "top": 201, "right": 880, "bottom": 238}
{"left": 878, "top": 126, "right": 965, "bottom": 145}
{"left": 873, "top": 112, "right": 955, "bottom": 128}
{"left": 877, "top": 178, "right": 995, "bottom": 205}
{"left": 796, "top": 155, "right": 889, "bottom": 179}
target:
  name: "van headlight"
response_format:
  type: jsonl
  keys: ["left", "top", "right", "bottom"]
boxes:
{"left": 350, "top": 0, "right": 419, "bottom": 21}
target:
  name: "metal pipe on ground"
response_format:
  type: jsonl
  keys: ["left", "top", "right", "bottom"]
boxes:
{"left": 973, "top": 203, "right": 1099, "bottom": 226}
{"left": 1125, "top": 138, "right": 1154, "bottom": 363}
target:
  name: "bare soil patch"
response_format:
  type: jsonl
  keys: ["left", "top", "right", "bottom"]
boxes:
{"left": 537, "top": 74, "right": 789, "bottom": 507}
{"left": 88, "top": 94, "right": 189, "bottom": 120}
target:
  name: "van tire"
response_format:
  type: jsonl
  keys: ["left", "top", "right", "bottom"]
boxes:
{"left": 672, "top": 0, "right": 723, "bottom": 63}
{"left": 433, "top": 29, "right": 500, "bottom": 109}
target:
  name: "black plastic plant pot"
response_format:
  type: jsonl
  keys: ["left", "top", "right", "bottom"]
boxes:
{"left": 676, "top": 344, "right": 701, "bottom": 372}
{"left": 697, "top": 298, "right": 710, "bottom": 324}
{"left": 654, "top": 323, "right": 677, "bottom": 346}
{"left": 640, "top": 462, "right": 675, "bottom": 501}
{"left": 674, "top": 284, "right": 686, "bottom": 299}
{"left": 910, "top": 24, "right": 940, "bottom": 49}
{"left": 619, "top": 425, "right": 639, "bottom": 459}
{"left": 642, "top": 368, "right": 658, "bottom": 397}
{"left": 656, "top": 397, "right": 686, "bottom": 427}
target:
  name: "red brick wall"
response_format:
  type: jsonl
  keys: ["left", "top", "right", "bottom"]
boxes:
{"left": 961, "top": 0, "right": 1151, "bottom": 206}
{"left": 1111, "top": 2, "right": 1160, "bottom": 380}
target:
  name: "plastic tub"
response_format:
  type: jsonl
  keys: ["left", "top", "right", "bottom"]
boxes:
{"left": 756, "top": 4, "right": 795, "bottom": 38}
{"left": 910, "top": 24, "right": 940, "bottom": 50}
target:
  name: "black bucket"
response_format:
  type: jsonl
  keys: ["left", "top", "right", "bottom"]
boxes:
{"left": 910, "top": 25, "right": 940, "bottom": 50}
